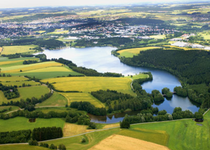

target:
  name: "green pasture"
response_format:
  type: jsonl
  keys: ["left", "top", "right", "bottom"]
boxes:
{"left": 0, "top": 106, "right": 19, "bottom": 113}
{"left": 0, "top": 117, "right": 65, "bottom": 132}
{"left": 41, "top": 76, "right": 134, "bottom": 96}
{"left": 61, "top": 92, "right": 105, "bottom": 108}
{"left": 117, "top": 128, "right": 169, "bottom": 146}
{"left": 36, "top": 92, "right": 67, "bottom": 107}
{"left": 0, "top": 91, "right": 9, "bottom": 104}
{"left": 130, "top": 110, "right": 210, "bottom": 150}
{"left": 35, "top": 107, "right": 86, "bottom": 114}
{"left": 1, "top": 45, "right": 39, "bottom": 55}
{"left": 150, "top": 34, "right": 166, "bottom": 39}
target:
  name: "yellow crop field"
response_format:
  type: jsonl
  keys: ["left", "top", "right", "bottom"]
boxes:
{"left": 0, "top": 47, "right": 2, "bottom": 53}
{"left": 0, "top": 60, "right": 25, "bottom": 66}
{"left": 25, "top": 66, "right": 73, "bottom": 73}
{"left": 63, "top": 123, "right": 88, "bottom": 137}
{"left": 42, "top": 77, "right": 134, "bottom": 95}
{"left": 48, "top": 29, "right": 69, "bottom": 34}
{"left": 1, "top": 61, "right": 63, "bottom": 73}
{"left": 0, "top": 76, "right": 27, "bottom": 82}
{"left": 88, "top": 134, "right": 169, "bottom": 150}
{"left": 118, "top": 47, "right": 159, "bottom": 58}
{"left": 1, "top": 45, "right": 39, "bottom": 55}
{"left": 61, "top": 92, "right": 105, "bottom": 108}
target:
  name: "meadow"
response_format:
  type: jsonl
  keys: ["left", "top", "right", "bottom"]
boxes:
{"left": 130, "top": 110, "right": 210, "bottom": 150}
{"left": 125, "top": 73, "right": 149, "bottom": 80}
{"left": 63, "top": 123, "right": 88, "bottom": 137}
{"left": 118, "top": 47, "right": 159, "bottom": 58}
{"left": 1, "top": 45, "right": 39, "bottom": 55}
{"left": 36, "top": 92, "right": 67, "bottom": 107}
{"left": 42, "top": 76, "right": 134, "bottom": 95}
{"left": 0, "top": 117, "right": 65, "bottom": 132}
{"left": 0, "top": 57, "right": 39, "bottom": 67}
{"left": 61, "top": 92, "right": 105, "bottom": 108}
{"left": 0, "top": 85, "right": 50, "bottom": 104}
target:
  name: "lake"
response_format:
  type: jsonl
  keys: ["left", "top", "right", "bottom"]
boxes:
{"left": 41, "top": 46, "right": 199, "bottom": 123}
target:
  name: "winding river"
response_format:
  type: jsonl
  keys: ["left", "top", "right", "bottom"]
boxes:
{"left": 42, "top": 47, "right": 199, "bottom": 123}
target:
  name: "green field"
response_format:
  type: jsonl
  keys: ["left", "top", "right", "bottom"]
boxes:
{"left": 2, "top": 80, "right": 41, "bottom": 86}
{"left": 0, "top": 57, "right": 39, "bottom": 67}
{"left": 61, "top": 92, "right": 105, "bottom": 108}
{"left": 36, "top": 92, "right": 67, "bottom": 107}
{"left": 117, "top": 128, "right": 169, "bottom": 146}
{"left": 130, "top": 110, "right": 210, "bottom": 150}
{"left": 1, "top": 45, "right": 39, "bottom": 55}
{"left": 0, "top": 85, "right": 50, "bottom": 104}
{"left": 41, "top": 76, "right": 134, "bottom": 95}
{"left": 11, "top": 66, "right": 83, "bottom": 79}
{"left": 150, "top": 34, "right": 166, "bottom": 39}
{"left": 0, "top": 106, "right": 19, "bottom": 113}
{"left": 0, "top": 117, "right": 65, "bottom": 132}
{"left": 118, "top": 47, "right": 160, "bottom": 58}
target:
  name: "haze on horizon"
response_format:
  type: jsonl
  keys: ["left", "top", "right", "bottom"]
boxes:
{"left": 0, "top": 0, "right": 205, "bottom": 9}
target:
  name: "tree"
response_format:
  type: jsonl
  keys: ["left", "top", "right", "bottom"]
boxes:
{"left": 195, "top": 112, "right": 203, "bottom": 121}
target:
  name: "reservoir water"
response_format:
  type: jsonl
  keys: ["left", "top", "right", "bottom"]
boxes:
{"left": 42, "top": 47, "right": 199, "bottom": 123}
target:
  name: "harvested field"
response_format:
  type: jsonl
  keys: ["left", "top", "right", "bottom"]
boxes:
{"left": 63, "top": 123, "right": 88, "bottom": 137}
{"left": 103, "top": 123, "right": 119, "bottom": 129}
{"left": 88, "top": 134, "right": 169, "bottom": 150}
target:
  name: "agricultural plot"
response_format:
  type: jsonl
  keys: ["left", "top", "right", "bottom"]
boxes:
{"left": 0, "top": 47, "right": 2, "bottom": 53}
{"left": 1, "top": 61, "right": 63, "bottom": 73}
{"left": 42, "top": 77, "right": 134, "bottom": 95}
{"left": 0, "top": 85, "right": 50, "bottom": 104}
{"left": 1, "top": 45, "right": 39, "bottom": 55}
{"left": 2, "top": 80, "right": 40, "bottom": 87}
{"left": 63, "top": 123, "right": 88, "bottom": 137}
{"left": 117, "top": 128, "right": 169, "bottom": 146}
{"left": 0, "top": 106, "right": 19, "bottom": 113}
{"left": 61, "top": 93, "right": 105, "bottom": 108}
{"left": 118, "top": 47, "right": 159, "bottom": 58}
{"left": 131, "top": 110, "right": 210, "bottom": 150}
{"left": 36, "top": 92, "right": 67, "bottom": 107}
{"left": 0, "top": 76, "right": 27, "bottom": 82}
{"left": 0, "top": 117, "right": 65, "bottom": 132}
{"left": 48, "top": 29, "right": 69, "bottom": 35}
{"left": 46, "top": 128, "right": 120, "bottom": 150}
{"left": 0, "top": 57, "right": 39, "bottom": 67}
{"left": 88, "top": 134, "right": 169, "bottom": 150}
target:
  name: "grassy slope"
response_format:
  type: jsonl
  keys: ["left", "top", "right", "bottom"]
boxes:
{"left": 130, "top": 110, "right": 210, "bottom": 150}
{"left": 0, "top": 117, "right": 65, "bottom": 132}
{"left": 36, "top": 92, "right": 67, "bottom": 107}
{"left": 0, "top": 145, "right": 48, "bottom": 150}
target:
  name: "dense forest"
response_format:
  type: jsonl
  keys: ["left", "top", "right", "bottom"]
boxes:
{"left": 119, "top": 49, "right": 210, "bottom": 108}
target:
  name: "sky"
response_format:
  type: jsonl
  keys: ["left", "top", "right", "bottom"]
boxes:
{"left": 0, "top": 0, "right": 203, "bottom": 9}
